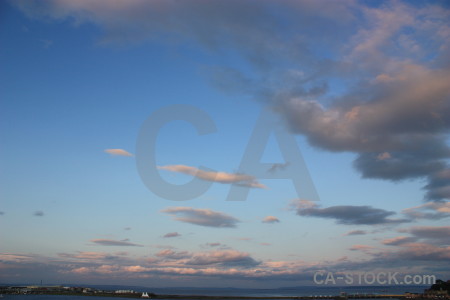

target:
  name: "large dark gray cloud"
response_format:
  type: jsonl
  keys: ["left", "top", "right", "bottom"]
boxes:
{"left": 162, "top": 207, "right": 240, "bottom": 228}
{"left": 295, "top": 200, "right": 409, "bottom": 225}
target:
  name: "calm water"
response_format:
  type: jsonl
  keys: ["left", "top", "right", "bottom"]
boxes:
{"left": 1, "top": 285, "right": 428, "bottom": 300}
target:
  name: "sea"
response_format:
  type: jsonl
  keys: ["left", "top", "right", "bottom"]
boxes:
{"left": 0, "top": 285, "right": 428, "bottom": 300}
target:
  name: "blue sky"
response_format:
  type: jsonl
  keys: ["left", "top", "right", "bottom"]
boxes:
{"left": 1, "top": 0, "right": 449, "bottom": 288}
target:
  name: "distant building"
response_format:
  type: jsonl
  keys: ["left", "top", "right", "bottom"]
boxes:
{"left": 115, "top": 289, "right": 135, "bottom": 294}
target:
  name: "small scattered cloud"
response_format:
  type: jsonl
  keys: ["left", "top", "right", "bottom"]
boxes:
{"left": 204, "top": 243, "right": 222, "bottom": 248}
{"left": 294, "top": 200, "right": 408, "bottom": 225}
{"left": 33, "top": 211, "right": 44, "bottom": 217}
{"left": 260, "top": 242, "right": 271, "bottom": 246}
{"left": 39, "top": 39, "right": 53, "bottom": 48}
{"left": 163, "top": 232, "right": 181, "bottom": 238}
{"left": 161, "top": 207, "right": 240, "bottom": 228}
{"left": 124, "top": 227, "right": 131, "bottom": 231}
{"left": 349, "top": 244, "right": 374, "bottom": 251}
{"left": 267, "top": 162, "right": 289, "bottom": 173}
{"left": 344, "top": 230, "right": 367, "bottom": 236}
{"left": 158, "top": 165, "right": 266, "bottom": 189}
{"left": 90, "top": 239, "right": 142, "bottom": 247}
{"left": 262, "top": 216, "right": 280, "bottom": 223}
{"left": 0, "top": 211, "right": 4, "bottom": 216}
{"left": 382, "top": 236, "right": 418, "bottom": 246}
{"left": 104, "top": 149, "right": 133, "bottom": 157}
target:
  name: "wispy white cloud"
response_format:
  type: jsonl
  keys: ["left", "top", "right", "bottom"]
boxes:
{"left": 158, "top": 165, "right": 266, "bottom": 189}
{"left": 262, "top": 216, "right": 280, "bottom": 224}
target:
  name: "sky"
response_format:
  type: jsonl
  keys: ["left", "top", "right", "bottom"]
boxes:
{"left": 0, "top": 0, "right": 450, "bottom": 289}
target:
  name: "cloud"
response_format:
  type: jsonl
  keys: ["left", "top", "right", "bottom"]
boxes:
{"left": 402, "top": 226, "right": 450, "bottom": 245}
{"left": 206, "top": 243, "right": 222, "bottom": 247}
{"left": 344, "top": 230, "right": 367, "bottom": 236}
{"left": 104, "top": 148, "right": 133, "bottom": 157}
{"left": 349, "top": 244, "right": 373, "bottom": 252}
{"left": 394, "top": 243, "right": 450, "bottom": 261}
{"left": 0, "top": 211, "right": 4, "bottom": 215}
{"left": 186, "top": 250, "right": 260, "bottom": 267}
{"left": 294, "top": 200, "right": 409, "bottom": 225}
{"left": 262, "top": 216, "right": 280, "bottom": 223}
{"left": 382, "top": 236, "right": 418, "bottom": 246}
{"left": 90, "top": 239, "right": 142, "bottom": 247}
{"left": 161, "top": 207, "right": 240, "bottom": 228}
{"left": 163, "top": 232, "right": 181, "bottom": 238}
{"left": 267, "top": 162, "right": 289, "bottom": 173}
{"left": 2, "top": 245, "right": 450, "bottom": 287}
{"left": 402, "top": 201, "right": 450, "bottom": 220}
{"left": 158, "top": 165, "right": 266, "bottom": 189}
{"left": 57, "top": 251, "right": 128, "bottom": 262}
{"left": 155, "top": 249, "right": 191, "bottom": 260}
{"left": 33, "top": 211, "right": 44, "bottom": 217}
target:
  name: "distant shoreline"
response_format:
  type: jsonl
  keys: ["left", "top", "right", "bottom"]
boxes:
{"left": 0, "top": 291, "right": 410, "bottom": 299}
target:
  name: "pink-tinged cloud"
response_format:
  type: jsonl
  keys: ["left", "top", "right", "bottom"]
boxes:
{"left": 377, "top": 152, "right": 391, "bottom": 161}
{"left": 155, "top": 249, "right": 190, "bottom": 260}
{"left": 262, "top": 216, "right": 280, "bottom": 223}
{"left": 382, "top": 236, "right": 417, "bottom": 246}
{"left": 90, "top": 239, "right": 142, "bottom": 247}
{"left": 158, "top": 165, "right": 266, "bottom": 189}
{"left": 162, "top": 207, "right": 240, "bottom": 228}
{"left": 0, "top": 253, "right": 35, "bottom": 263}
{"left": 104, "top": 148, "right": 133, "bottom": 157}
{"left": 58, "top": 251, "right": 111, "bottom": 260}
{"left": 403, "top": 202, "right": 450, "bottom": 220}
